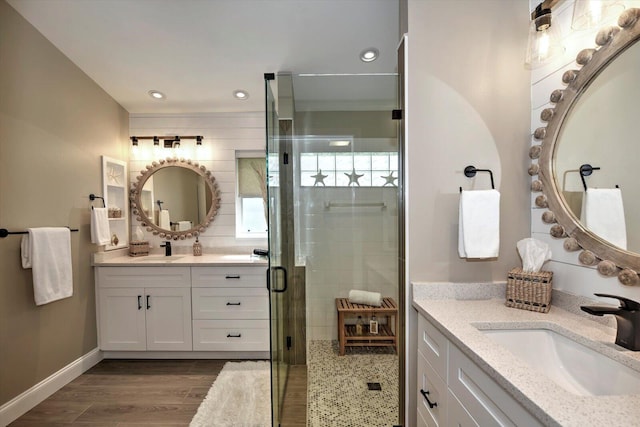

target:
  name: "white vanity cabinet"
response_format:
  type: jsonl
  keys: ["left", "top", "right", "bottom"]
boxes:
{"left": 191, "top": 266, "right": 269, "bottom": 351}
{"left": 96, "top": 267, "right": 192, "bottom": 351}
{"left": 95, "top": 263, "right": 269, "bottom": 356}
{"left": 417, "top": 314, "right": 543, "bottom": 427}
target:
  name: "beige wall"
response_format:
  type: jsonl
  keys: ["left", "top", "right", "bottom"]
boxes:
{"left": 0, "top": 0, "right": 129, "bottom": 406}
{"left": 405, "top": 1, "right": 530, "bottom": 424}
{"left": 407, "top": 0, "right": 530, "bottom": 283}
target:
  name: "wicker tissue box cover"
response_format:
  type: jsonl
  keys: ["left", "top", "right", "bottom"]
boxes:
{"left": 129, "top": 241, "right": 150, "bottom": 257}
{"left": 506, "top": 267, "right": 553, "bottom": 313}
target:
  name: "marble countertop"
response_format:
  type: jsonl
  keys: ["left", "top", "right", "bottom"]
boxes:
{"left": 93, "top": 253, "right": 268, "bottom": 267}
{"left": 413, "top": 286, "right": 640, "bottom": 427}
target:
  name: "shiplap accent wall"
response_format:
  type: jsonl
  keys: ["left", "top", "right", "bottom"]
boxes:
{"left": 530, "top": 0, "right": 640, "bottom": 301}
{"left": 129, "top": 112, "right": 267, "bottom": 253}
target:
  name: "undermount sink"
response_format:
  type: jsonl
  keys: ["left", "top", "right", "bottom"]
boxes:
{"left": 479, "top": 327, "right": 640, "bottom": 396}
{"left": 133, "top": 255, "right": 185, "bottom": 262}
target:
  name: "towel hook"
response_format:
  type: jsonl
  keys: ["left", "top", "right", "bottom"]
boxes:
{"left": 89, "top": 194, "right": 106, "bottom": 208}
{"left": 460, "top": 165, "right": 495, "bottom": 192}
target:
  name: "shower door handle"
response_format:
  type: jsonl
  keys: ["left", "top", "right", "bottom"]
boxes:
{"left": 270, "top": 266, "right": 288, "bottom": 293}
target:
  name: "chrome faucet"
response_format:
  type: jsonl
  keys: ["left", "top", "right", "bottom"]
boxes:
{"left": 160, "top": 241, "right": 172, "bottom": 256}
{"left": 581, "top": 293, "right": 640, "bottom": 351}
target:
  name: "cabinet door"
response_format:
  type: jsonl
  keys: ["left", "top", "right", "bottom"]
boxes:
{"left": 448, "top": 345, "right": 543, "bottom": 427}
{"left": 447, "top": 390, "right": 478, "bottom": 427}
{"left": 417, "top": 350, "right": 447, "bottom": 427}
{"left": 98, "top": 288, "right": 146, "bottom": 351}
{"left": 145, "top": 287, "right": 192, "bottom": 351}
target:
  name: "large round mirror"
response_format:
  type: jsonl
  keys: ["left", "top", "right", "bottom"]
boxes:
{"left": 533, "top": 8, "right": 640, "bottom": 285}
{"left": 130, "top": 158, "right": 221, "bottom": 240}
{"left": 555, "top": 40, "right": 640, "bottom": 252}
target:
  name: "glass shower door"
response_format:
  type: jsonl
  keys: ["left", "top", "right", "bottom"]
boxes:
{"left": 265, "top": 75, "right": 287, "bottom": 426}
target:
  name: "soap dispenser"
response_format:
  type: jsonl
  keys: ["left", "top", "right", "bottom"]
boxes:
{"left": 193, "top": 237, "right": 202, "bottom": 256}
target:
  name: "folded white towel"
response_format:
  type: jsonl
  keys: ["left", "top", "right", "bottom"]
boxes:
{"left": 90, "top": 207, "right": 110, "bottom": 245}
{"left": 158, "top": 209, "right": 170, "bottom": 229}
{"left": 21, "top": 228, "right": 73, "bottom": 306}
{"left": 348, "top": 290, "right": 382, "bottom": 307}
{"left": 458, "top": 189, "right": 500, "bottom": 259}
{"left": 177, "top": 220, "right": 191, "bottom": 231}
{"left": 581, "top": 188, "right": 627, "bottom": 250}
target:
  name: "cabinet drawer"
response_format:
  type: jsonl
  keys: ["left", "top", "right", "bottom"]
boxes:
{"left": 192, "top": 288, "right": 268, "bottom": 320}
{"left": 417, "top": 350, "right": 447, "bottom": 427}
{"left": 193, "top": 319, "right": 269, "bottom": 351}
{"left": 191, "top": 266, "right": 266, "bottom": 288}
{"left": 448, "top": 345, "right": 543, "bottom": 427}
{"left": 97, "top": 266, "right": 191, "bottom": 288}
{"left": 418, "top": 315, "right": 448, "bottom": 381}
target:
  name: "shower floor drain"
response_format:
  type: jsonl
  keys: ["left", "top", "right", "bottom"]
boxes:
{"left": 367, "top": 382, "right": 382, "bottom": 391}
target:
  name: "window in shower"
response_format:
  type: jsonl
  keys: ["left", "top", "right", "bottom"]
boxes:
{"left": 300, "top": 151, "right": 398, "bottom": 187}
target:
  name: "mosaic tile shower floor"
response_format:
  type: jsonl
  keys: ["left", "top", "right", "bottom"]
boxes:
{"left": 307, "top": 340, "right": 399, "bottom": 427}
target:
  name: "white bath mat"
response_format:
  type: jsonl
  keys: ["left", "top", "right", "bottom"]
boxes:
{"left": 190, "top": 360, "right": 271, "bottom": 427}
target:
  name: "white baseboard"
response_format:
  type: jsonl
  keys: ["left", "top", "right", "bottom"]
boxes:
{"left": 102, "top": 350, "right": 270, "bottom": 360}
{"left": 0, "top": 348, "right": 103, "bottom": 426}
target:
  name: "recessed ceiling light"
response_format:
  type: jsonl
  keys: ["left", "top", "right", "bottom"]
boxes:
{"left": 148, "top": 90, "right": 165, "bottom": 100}
{"left": 233, "top": 90, "right": 249, "bottom": 100}
{"left": 360, "top": 48, "right": 379, "bottom": 62}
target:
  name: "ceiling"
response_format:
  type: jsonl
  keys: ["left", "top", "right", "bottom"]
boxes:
{"left": 7, "top": 0, "right": 400, "bottom": 114}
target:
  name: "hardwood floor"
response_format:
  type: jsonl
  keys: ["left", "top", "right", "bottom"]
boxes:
{"left": 10, "top": 359, "right": 308, "bottom": 427}
{"left": 9, "top": 359, "right": 227, "bottom": 427}
{"left": 280, "top": 365, "right": 307, "bottom": 427}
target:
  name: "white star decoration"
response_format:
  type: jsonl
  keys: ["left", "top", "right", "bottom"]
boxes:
{"left": 381, "top": 171, "right": 397, "bottom": 187}
{"left": 311, "top": 169, "right": 328, "bottom": 186}
{"left": 345, "top": 169, "right": 364, "bottom": 186}
{"left": 107, "top": 166, "right": 122, "bottom": 185}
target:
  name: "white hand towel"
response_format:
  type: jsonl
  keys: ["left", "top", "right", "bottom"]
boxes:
{"left": 158, "top": 209, "right": 171, "bottom": 229}
{"left": 458, "top": 189, "right": 500, "bottom": 259}
{"left": 177, "top": 220, "right": 191, "bottom": 231}
{"left": 90, "top": 207, "right": 110, "bottom": 245}
{"left": 348, "top": 290, "right": 382, "bottom": 307}
{"left": 580, "top": 188, "right": 627, "bottom": 250}
{"left": 21, "top": 228, "right": 73, "bottom": 306}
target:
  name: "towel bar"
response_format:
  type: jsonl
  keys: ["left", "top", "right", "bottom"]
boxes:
{"left": 325, "top": 201, "right": 386, "bottom": 210}
{"left": 0, "top": 227, "right": 79, "bottom": 238}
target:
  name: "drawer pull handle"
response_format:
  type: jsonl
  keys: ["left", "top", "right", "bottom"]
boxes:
{"left": 146, "top": 295, "right": 151, "bottom": 310}
{"left": 420, "top": 389, "right": 438, "bottom": 408}
{"left": 227, "top": 333, "right": 242, "bottom": 338}
{"left": 137, "top": 295, "right": 142, "bottom": 310}
{"left": 226, "top": 302, "right": 241, "bottom": 306}
{"left": 225, "top": 275, "right": 241, "bottom": 279}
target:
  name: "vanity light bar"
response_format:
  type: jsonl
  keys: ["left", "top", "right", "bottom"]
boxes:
{"left": 130, "top": 136, "right": 204, "bottom": 147}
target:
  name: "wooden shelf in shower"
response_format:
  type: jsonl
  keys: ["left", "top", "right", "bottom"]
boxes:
{"left": 336, "top": 297, "right": 397, "bottom": 356}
